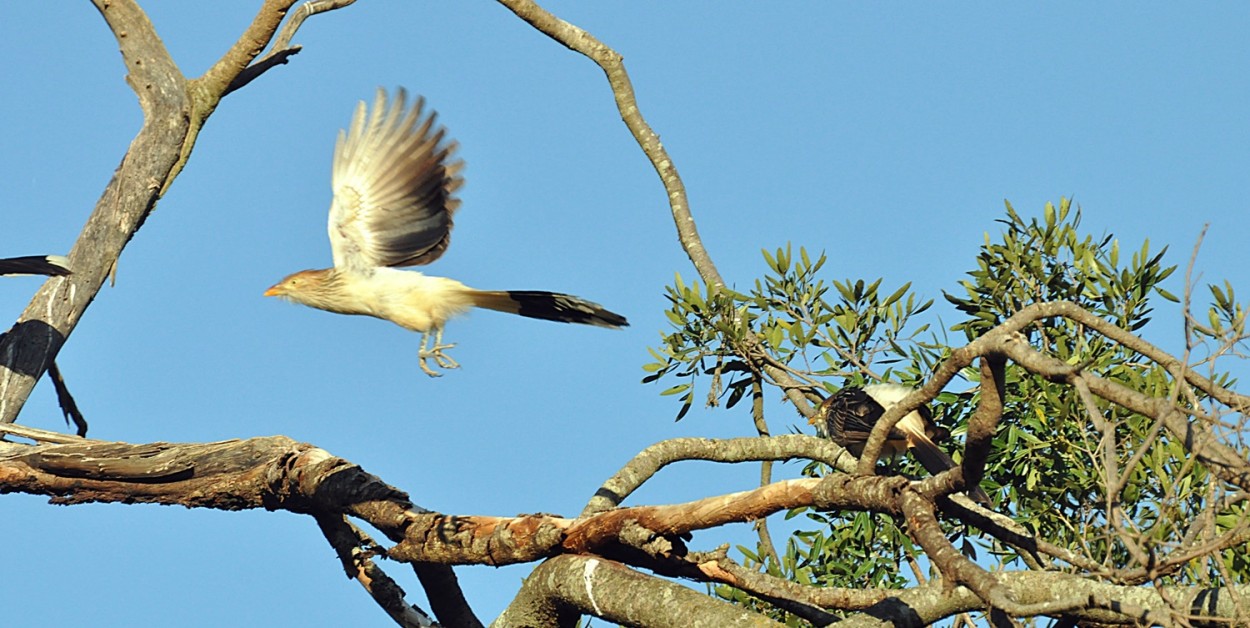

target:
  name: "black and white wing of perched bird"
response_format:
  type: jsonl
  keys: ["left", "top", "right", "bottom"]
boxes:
{"left": 0, "top": 255, "right": 70, "bottom": 276}
{"left": 0, "top": 254, "right": 83, "bottom": 435}
{"left": 263, "top": 88, "right": 628, "bottom": 376}
{"left": 815, "top": 383, "right": 989, "bottom": 503}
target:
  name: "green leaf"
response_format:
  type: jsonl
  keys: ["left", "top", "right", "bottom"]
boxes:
{"left": 883, "top": 282, "right": 911, "bottom": 308}
{"left": 661, "top": 383, "right": 691, "bottom": 397}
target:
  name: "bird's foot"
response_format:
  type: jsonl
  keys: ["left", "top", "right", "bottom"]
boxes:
{"left": 418, "top": 343, "right": 459, "bottom": 377}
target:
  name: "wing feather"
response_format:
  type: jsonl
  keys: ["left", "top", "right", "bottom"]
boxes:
{"left": 820, "top": 387, "right": 885, "bottom": 453}
{"left": 328, "top": 88, "right": 464, "bottom": 271}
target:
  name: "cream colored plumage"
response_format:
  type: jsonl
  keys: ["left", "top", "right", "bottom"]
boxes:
{"left": 265, "top": 88, "right": 627, "bottom": 376}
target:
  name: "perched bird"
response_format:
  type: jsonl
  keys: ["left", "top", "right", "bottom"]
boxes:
{"left": 0, "top": 254, "right": 82, "bottom": 435}
{"left": 264, "top": 88, "right": 628, "bottom": 376}
{"left": 0, "top": 255, "right": 71, "bottom": 277}
{"left": 814, "top": 382, "right": 990, "bottom": 503}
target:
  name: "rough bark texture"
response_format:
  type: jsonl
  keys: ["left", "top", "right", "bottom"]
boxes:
{"left": 494, "top": 555, "right": 784, "bottom": 628}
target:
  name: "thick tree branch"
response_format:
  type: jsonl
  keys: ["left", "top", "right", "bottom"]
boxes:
{"left": 567, "top": 474, "right": 903, "bottom": 556}
{"left": 0, "top": 0, "right": 307, "bottom": 426}
{"left": 494, "top": 554, "right": 783, "bottom": 628}
{"left": 833, "top": 572, "right": 1250, "bottom": 627}
{"left": 5, "top": 420, "right": 1247, "bottom": 624}
{"left": 0, "top": 428, "right": 895, "bottom": 568}
{"left": 0, "top": 0, "right": 189, "bottom": 424}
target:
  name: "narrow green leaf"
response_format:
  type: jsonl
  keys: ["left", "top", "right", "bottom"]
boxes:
{"left": 661, "top": 383, "right": 691, "bottom": 396}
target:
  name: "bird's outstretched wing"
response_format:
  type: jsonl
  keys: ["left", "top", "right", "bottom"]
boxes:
{"left": 328, "top": 88, "right": 465, "bottom": 272}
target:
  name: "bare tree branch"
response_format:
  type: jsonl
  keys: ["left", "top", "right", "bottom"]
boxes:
{"left": 1, "top": 0, "right": 304, "bottom": 425}
{"left": 492, "top": 0, "right": 820, "bottom": 419}
{"left": 224, "top": 0, "right": 360, "bottom": 95}
{"left": 495, "top": 554, "right": 784, "bottom": 627}
{"left": 1, "top": 0, "right": 190, "bottom": 424}
{"left": 6, "top": 3, "right": 1248, "bottom": 625}
{"left": 581, "top": 434, "right": 855, "bottom": 516}
{"left": 315, "top": 514, "right": 437, "bottom": 627}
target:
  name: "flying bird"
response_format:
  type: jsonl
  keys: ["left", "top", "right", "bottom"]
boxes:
{"left": 264, "top": 88, "right": 628, "bottom": 376}
{"left": 0, "top": 255, "right": 71, "bottom": 277}
{"left": 814, "top": 382, "right": 990, "bottom": 503}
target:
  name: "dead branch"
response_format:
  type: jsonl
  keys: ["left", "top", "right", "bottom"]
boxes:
{"left": 224, "top": 0, "right": 360, "bottom": 95}
{"left": 0, "top": 0, "right": 303, "bottom": 424}
{"left": 315, "top": 514, "right": 437, "bottom": 627}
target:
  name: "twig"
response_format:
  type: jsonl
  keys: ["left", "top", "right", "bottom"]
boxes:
{"left": 749, "top": 376, "right": 781, "bottom": 566}
{"left": 314, "top": 514, "right": 437, "bottom": 628}
{"left": 493, "top": 0, "right": 817, "bottom": 418}
{"left": 224, "top": 0, "right": 359, "bottom": 95}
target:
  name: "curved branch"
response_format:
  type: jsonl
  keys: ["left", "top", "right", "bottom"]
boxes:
{"left": 567, "top": 474, "right": 904, "bottom": 556}
{"left": 990, "top": 321, "right": 1250, "bottom": 493}
{"left": 581, "top": 434, "right": 857, "bottom": 516}
{"left": 689, "top": 547, "right": 884, "bottom": 615}
{"left": 854, "top": 301, "right": 1250, "bottom": 495}
{"left": 493, "top": 0, "right": 820, "bottom": 417}
{"left": 492, "top": 0, "right": 713, "bottom": 287}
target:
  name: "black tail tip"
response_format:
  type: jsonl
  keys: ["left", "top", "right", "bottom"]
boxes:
{"left": 0, "top": 255, "right": 71, "bottom": 277}
{"left": 506, "top": 290, "right": 628, "bottom": 328}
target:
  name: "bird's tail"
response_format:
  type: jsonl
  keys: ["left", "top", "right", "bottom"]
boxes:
{"left": 910, "top": 434, "right": 991, "bottom": 505}
{"left": 0, "top": 255, "right": 71, "bottom": 277}
{"left": 469, "top": 290, "right": 628, "bottom": 328}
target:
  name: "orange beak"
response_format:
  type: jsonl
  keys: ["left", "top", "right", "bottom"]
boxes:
{"left": 263, "top": 284, "right": 283, "bottom": 297}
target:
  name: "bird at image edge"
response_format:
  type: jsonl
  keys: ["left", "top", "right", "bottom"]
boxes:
{"left": 0, "top": 255, "right": 71, "bottom": 277}
{"left": 814, "top": 383, "right": 990, "bottom": 504}
{"left": 264, "top": 88, "right": 628, "bottom": 376}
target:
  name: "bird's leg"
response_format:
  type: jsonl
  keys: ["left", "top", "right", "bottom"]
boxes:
{"left": 429, "top": 327, "right": 459, "bottom": 369}
{"left": 417, "top": 327, "right": 459, "bottom": 377}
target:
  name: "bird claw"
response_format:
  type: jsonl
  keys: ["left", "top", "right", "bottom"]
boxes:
{"left": 418, "top": 343, "right": 459, "bottom": 377}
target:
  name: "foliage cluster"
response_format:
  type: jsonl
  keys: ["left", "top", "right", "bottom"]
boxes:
{"left": 646, "top": 199, "right": 1249, "bottom": 622}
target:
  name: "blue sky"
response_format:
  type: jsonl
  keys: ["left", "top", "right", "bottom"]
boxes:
{"left": 2, "top": 3, "right": 1247, "bottom": 626}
